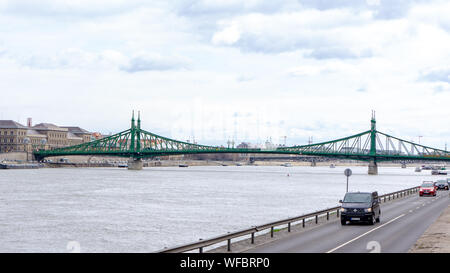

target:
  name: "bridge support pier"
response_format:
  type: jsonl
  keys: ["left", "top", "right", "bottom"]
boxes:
{"left": 368, "top": 160, "right": 378, "bottom": 175}
{"left": 128, "top": 158, "right": 143, "bottom": 170}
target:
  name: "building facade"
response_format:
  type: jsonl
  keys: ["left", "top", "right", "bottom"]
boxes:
{"left": 0, "top": 120, "right": 29, "bottom": 153}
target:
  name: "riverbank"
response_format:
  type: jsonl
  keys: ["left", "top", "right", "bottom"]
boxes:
{"left": 1, "top": 159, "right": 447, "bottom": 169}
{"left": 409, "top": 199, "right": 450, "bottom": 253}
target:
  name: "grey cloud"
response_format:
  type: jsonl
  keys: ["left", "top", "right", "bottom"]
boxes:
{"left": 120, "top": 55, "right": 189, "bottom": 73}
{"left": 299, "top": 0, "right": 428, "bottom": 20}
{"left": 356, "top": 86, "right": 367, "bottom": 92}
{"left": 433, "top": 85, "right": 448, "bottom": 93}
{"left": 420, "top": 68, "right": 450, "bottom": 83}
{"left": 236, "top": 75, "right": 255, "bottom": 82}
{"left": 304, "top": 47, "right": 373, "bottom": 59}
{"left": 174, "top": 0, "right": 300, "bottom": 17}
{"left": 233, "top": 32, "right": 330, "bottom": 54}
{"left": 1, "top": 0, "right": 145, "bottom": 19}
{"left": 299, "top": 0, "right": 368, "bottom": 11}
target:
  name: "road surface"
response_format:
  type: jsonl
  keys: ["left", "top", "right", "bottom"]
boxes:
{"left": 246, "top": 191, "right": 449, "bottom": 253}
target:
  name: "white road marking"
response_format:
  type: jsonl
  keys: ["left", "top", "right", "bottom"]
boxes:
{"left": 326, "top": 214, "right": 406, "bottom": 253}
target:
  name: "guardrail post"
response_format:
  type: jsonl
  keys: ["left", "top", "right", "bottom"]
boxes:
{"left": 337, "top": 208, "right": 340, "bottom": 218}
{"left": 227, "top": 239, "right": 231, "bottom": 251}
{"left": 199, "top": 247, "right": 203, "bottom": 253}
{"left": 271, "top": 227, "right": 274, "bottom": 237}
{"left": 302, "top": 218, "right": 305, "bottom": 228}
{"left": 251, "top": 232, "right": 255, "bottom": 244}
{"left": 288, "top": 222, "right": 291, "bottom": 232}
{"left": 327, "top": 212, "right": 329, "bottom": 220}
{"left": 315, "top": 215, "right": 318, "bottom": 224}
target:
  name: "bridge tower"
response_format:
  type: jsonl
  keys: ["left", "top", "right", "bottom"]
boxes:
{"left": 368, "top": 111, "right": 378, "bottom": 175}
{"left": 128, "top": 111, "right": 143, "bottom": 170}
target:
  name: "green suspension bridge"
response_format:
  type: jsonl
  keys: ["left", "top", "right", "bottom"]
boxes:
{"left": 33, "top": 111, "right": 450, "bottom": 173}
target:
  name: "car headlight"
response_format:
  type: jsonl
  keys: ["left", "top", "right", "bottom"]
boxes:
{"left": 365, "top": 208, "right": 372, "bottom": 213}
{"left": 340, "top": 208, "right": 346, "bottom": 212}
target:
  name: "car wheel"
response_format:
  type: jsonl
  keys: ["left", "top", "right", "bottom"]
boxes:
{"left": 376, "top": 211, "right": 380, "bottom": 223}
{"left": 369, "top": 215, "right": 376, "bottom": 225}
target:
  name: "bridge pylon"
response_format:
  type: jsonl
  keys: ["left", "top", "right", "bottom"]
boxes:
{"left": 368, "top": 110, "right": 378, "bottom": 175}
{"left": 128, "top": 157, "right": 143, "bottom": 170}
{"left": 368, "top": 160, "right": 378, "bottom": 175}
{"left": 128, "top": 111, "right": 143, "bottom": 170}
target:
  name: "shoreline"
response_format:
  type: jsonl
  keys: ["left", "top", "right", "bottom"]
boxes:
{"left": 0, "top": 159, "right": 448, "bottom": 169}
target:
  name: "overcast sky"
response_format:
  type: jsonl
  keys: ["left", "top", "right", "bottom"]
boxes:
{"left": 0, "top": 0, "right": 449, "bottom": 148}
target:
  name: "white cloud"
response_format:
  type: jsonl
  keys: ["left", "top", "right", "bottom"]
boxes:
{"left": 209, "top": 9, "right": 375, "bottom": 53}
{"left": 212, "top": 23, "right": 240, "bottom": 45}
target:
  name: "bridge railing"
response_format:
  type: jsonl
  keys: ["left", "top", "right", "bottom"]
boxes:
{"left": 157, "top": 186, "right": 420, "bottom": 253}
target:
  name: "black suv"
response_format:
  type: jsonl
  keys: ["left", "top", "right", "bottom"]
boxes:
{"left": 339, "top": 191, "right": 381, "bottom": 225}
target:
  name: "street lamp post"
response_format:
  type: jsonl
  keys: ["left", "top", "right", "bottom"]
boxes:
{"left": 344, "top": 168, "right": 352, "bottom": 193}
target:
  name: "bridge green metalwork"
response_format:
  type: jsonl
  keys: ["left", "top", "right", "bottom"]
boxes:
{"left": 33, "top": 111, "right": 450, "bottom": 173}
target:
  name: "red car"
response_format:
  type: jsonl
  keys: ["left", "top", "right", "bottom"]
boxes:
{"left": 419, "top": 182, "right": 436, "bottom": 197}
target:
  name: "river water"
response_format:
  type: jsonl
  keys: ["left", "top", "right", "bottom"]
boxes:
{"left": 0, "top": 165, "right": 440, "bottom": 252}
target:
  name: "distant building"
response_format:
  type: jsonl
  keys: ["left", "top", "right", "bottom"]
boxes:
{"left": 0, "top": 120, "right": 30, "bottom": 153}
{"left": 32, "top": 123, "right": 69, "bottom": 148}
{"left": 237, "top": 142, "right": 251, "bottom": 149}
{"left": 0, "top": 119, "right": 92, "bottom": 153}
{"left": 92, "top": 132, "right": 103, "bottom": 140}
{"left": 62, "top": 127, "right": 92, "bottom": 144}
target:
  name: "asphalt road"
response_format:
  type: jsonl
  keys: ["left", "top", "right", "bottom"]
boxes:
{"left": 246, "top": 190, "right": 449, "bottom": 253}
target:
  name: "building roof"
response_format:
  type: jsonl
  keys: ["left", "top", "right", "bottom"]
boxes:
{"left": 26, "top": 129, "right": 47, "bottom": 138}
{"left": 67, "top": 132, "right": 83, "bottom": 140}
{"left": 62, "top": 126, "right": 91, "bottom": 135}
{"left": 33, "top": 123, "right": 68, "bottom": 132}
{"left": 0, "top": 120, "right": 28, "bottom": 129}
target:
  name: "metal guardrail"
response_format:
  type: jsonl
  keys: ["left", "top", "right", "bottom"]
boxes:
{"left": 157, "top": 186, "right": 420, "bottom": 253}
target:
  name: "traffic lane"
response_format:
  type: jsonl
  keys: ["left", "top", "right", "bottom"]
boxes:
{"left": 326, "top": 191, "right": 448, "bottom": 253}
{"left": 247, "top": 191, "right": 442, "bottom": 253}
{"left": 248, "top": 192, "right": 426, "bottom": 253}
{"left": 330, "top": 191, "right": 449, "bottom": 253}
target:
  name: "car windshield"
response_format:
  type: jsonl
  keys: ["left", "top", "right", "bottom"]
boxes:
{"left": 421, "top": 183, "right": 434, "bottom": 187}
{"left": 343, "top": 193, "right": 372, "bottom": 203}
